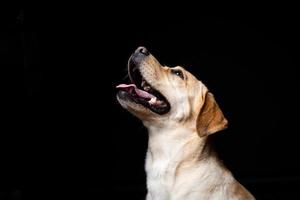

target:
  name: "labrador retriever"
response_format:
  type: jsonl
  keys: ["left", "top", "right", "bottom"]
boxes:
{"left": 116, "top": 47, "right": 255, "bottom": 200}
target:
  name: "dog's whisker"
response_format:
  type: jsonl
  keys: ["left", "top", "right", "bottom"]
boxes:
{"left": 122, "top": 74, "right": 129, "bottom": 80}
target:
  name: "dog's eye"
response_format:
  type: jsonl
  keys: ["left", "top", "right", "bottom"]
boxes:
{"left": 171, "top": 69, "right": 184, "bottom": 79}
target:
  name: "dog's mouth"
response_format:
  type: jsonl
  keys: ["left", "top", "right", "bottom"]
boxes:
{"left": 116, "top": 61, "right": 170, "bottom": 115}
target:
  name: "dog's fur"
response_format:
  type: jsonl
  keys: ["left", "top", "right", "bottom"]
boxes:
{"left": 117, "top": 47, "right": 255, "bottom": 200}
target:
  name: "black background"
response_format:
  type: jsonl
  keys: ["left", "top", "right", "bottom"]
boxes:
{"left": 4, "top": 3, "right": 300, "bottom": 200}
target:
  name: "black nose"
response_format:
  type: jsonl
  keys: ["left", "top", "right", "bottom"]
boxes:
{"left": 136, "top": 46, "right": 150, "bottom": 56}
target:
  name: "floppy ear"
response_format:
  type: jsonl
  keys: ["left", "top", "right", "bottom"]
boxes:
{"left": 196, "top": 92, "right": 228, "bottom": 137}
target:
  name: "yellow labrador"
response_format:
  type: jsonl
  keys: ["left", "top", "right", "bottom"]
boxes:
{"left": 116, "top": 47, "right": 255, "bottom": 200}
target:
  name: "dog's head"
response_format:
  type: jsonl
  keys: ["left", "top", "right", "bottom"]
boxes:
{"left": 117, "top": 47, "right": 227, "bottom": 136}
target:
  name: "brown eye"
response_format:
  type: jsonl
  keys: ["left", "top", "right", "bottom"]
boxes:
{"left": 171, "top": 69, "right": 184, "bottom": 79}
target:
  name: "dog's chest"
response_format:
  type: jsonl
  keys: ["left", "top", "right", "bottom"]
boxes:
{"left": 145, "top": 150, "right": 228, "bottom": 200}
{"left": 144, "top": 132, "right": 196, "bottom": 199}
{"left": 145, "top": 153, "right": 176, "bottom": 200}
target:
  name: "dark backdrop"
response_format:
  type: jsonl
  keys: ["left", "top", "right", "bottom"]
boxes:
{"left": 5, "top": 3, "right": 300, "bottom": 200}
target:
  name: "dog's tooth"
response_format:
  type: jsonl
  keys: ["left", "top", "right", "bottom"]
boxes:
{"left": 144, "top": 86, "right": 151, "bottom": 91}
{"left": 160, "top": 101, "right": 167, "bottom": 107}
{"left": 148, "top": 97, "right": 157, "bottom": 105}
{"left": 156, "top": 100, "right": 166, "bottom": 107}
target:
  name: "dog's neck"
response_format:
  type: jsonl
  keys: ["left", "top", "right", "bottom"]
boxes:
{"left": 145, "top": 123, "right": 217, "bottom": 173}
{"left": 144, "top": 124, "right": 255, "bottom": 200}
{"left": 144, "top": 123, "right": 229, "bottom": 199}
{"left": 147, "top": 124, "right": 204, "bottom": 158}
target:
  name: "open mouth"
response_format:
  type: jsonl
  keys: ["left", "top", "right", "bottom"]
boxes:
{"left": 116, "top": 60, "right": 170, "bottom": 115}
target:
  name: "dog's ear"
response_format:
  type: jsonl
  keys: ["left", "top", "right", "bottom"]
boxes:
{"left": 196, "top": 92, "right": 228, "bottom": 137}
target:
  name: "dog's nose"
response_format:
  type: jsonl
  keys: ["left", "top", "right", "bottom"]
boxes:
{"left": 136, "top": 46, "right": 150, "bottom": 56}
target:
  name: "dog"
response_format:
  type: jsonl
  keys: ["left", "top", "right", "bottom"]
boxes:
{"left": 116, "top": 47, "right": 255, "bottom": 200}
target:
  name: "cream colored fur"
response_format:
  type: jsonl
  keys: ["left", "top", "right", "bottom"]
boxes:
{"left": 117, "top": 47, "right": 255, "bottom": 200}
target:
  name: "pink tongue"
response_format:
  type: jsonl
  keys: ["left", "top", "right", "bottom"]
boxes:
{"left": 116, "top": 84, "right": 155, "bottom": 99}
